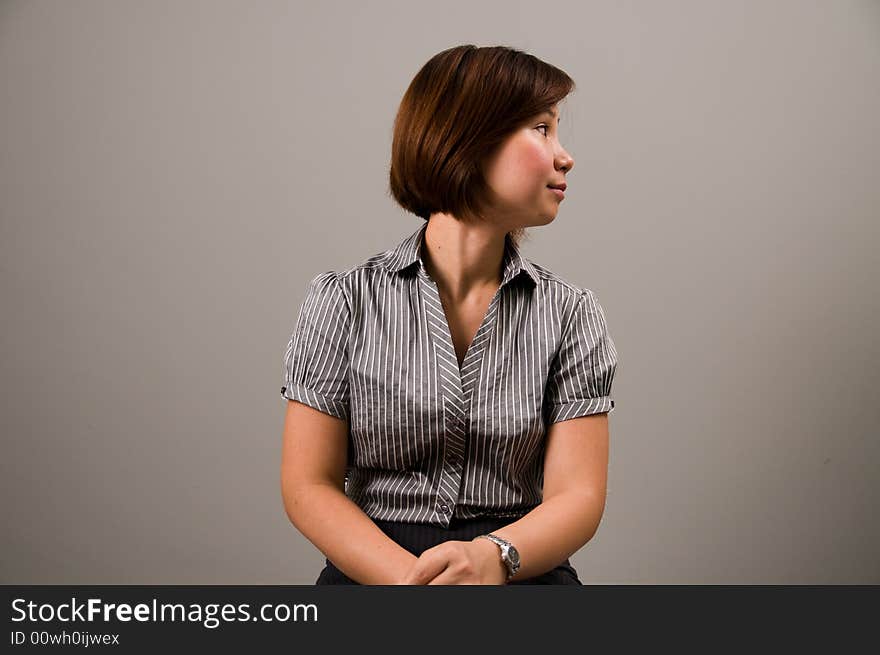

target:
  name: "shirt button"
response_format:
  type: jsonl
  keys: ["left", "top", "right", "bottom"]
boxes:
{"left": 438, "top": 503, "right": 450, "bottom": 514}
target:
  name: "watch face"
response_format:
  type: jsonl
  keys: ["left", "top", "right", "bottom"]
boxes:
{"left": 508, "top": 546, "right": 520, "bottom": 567}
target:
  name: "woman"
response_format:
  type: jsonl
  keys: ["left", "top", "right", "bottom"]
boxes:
{"left": 280, "top": 44, "right": 618, "bottom": 585}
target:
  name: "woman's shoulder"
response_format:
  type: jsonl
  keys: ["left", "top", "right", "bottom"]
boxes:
{"left": 333, "top": 244, "right": 402, "bottom": 282}
{"left": 523, "top": 258, "right": 595, "bottom": 302}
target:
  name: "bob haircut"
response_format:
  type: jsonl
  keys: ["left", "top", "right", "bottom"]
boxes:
{"left": 388, "top": 44, "right": 575, "bottom": 250}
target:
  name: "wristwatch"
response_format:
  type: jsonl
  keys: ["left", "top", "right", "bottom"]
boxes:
{"left": 476, "top": 533, "right": 520, "bottom": 581}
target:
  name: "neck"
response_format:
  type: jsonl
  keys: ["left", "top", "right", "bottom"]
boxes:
{"left": 421, "top": 214, "right": 507, "bottom": 301}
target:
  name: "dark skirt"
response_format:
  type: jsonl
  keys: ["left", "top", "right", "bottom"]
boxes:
{"left": 315, "top": 515, "right": 582, "bottom": 585}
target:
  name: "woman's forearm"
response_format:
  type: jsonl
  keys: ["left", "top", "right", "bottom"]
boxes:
{"left": 477, "top": 490, "right": 605, "bottom": 582}
{"left": 284, "top": 482, "right": 417, "bottom": 584}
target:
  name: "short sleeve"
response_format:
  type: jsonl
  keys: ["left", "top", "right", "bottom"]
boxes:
{"left": 543, "top": 289, "right": 619, "bottom": 424}
{"left": 280, "top": 271, "right": 351, "bottom": 422}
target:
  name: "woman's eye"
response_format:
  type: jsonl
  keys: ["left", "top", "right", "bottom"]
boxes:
{"left": 536, "top": 124, "right": 549, "bottom": 137}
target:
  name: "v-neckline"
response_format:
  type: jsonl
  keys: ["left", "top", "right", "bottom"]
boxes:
{"left": 420, "top": 272, "right": 503, "bottom": 388}
{"left": 439, "top": 286, "right": 500, "bottom": 370}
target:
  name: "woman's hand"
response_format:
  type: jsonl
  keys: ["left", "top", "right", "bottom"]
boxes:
{"left": 395, "top": 538, "right": 508, "bottom": 585}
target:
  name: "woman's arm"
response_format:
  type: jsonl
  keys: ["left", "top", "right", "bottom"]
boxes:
{"left": 475, "top": 412, "right": 609, "bottom": 582}
{"left": 281, "top": 400, "right": 417, "bottom": 584}
{"left": 286, "top": 482, "right": 418, "bottom": 584}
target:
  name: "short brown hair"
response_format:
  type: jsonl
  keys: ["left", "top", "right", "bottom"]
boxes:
{"left": 388, "top": 44, "right": 575, "bottom": 250}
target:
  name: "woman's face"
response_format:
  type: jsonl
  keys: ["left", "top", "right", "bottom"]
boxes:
{"left": 481, "top": 105, "right": 574, "bottom": 230}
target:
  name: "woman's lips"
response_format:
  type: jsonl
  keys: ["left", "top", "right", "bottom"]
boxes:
{"left": 548, "top": 186, "right": 565, "bottom": 200}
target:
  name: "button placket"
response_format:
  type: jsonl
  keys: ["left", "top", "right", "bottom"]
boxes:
{"left": 419, "top": 270, "right": 508, "bottom": 526}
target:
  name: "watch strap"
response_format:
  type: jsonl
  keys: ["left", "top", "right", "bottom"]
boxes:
{"left": 476, "top": 533, "right": 518, "bottom": 580}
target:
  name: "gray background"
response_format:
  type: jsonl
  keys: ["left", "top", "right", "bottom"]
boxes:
{"left": 2, "top": 0, "right": 878, "bottom": 584}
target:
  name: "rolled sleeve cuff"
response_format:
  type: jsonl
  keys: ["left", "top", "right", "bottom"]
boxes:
{"left": 281, "top": 383, "right": 349, "bottom": 422}
{"left": 546, "top": 396, "right": 615, "bottom": 424}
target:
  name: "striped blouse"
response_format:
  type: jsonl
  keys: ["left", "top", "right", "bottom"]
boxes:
{"left": 281, "top": 220, "right": 618, "bottom": 528}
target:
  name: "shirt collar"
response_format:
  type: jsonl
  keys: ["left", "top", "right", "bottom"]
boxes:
{"left": 382, "top": 220, "right": 539, "bottom": 288}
